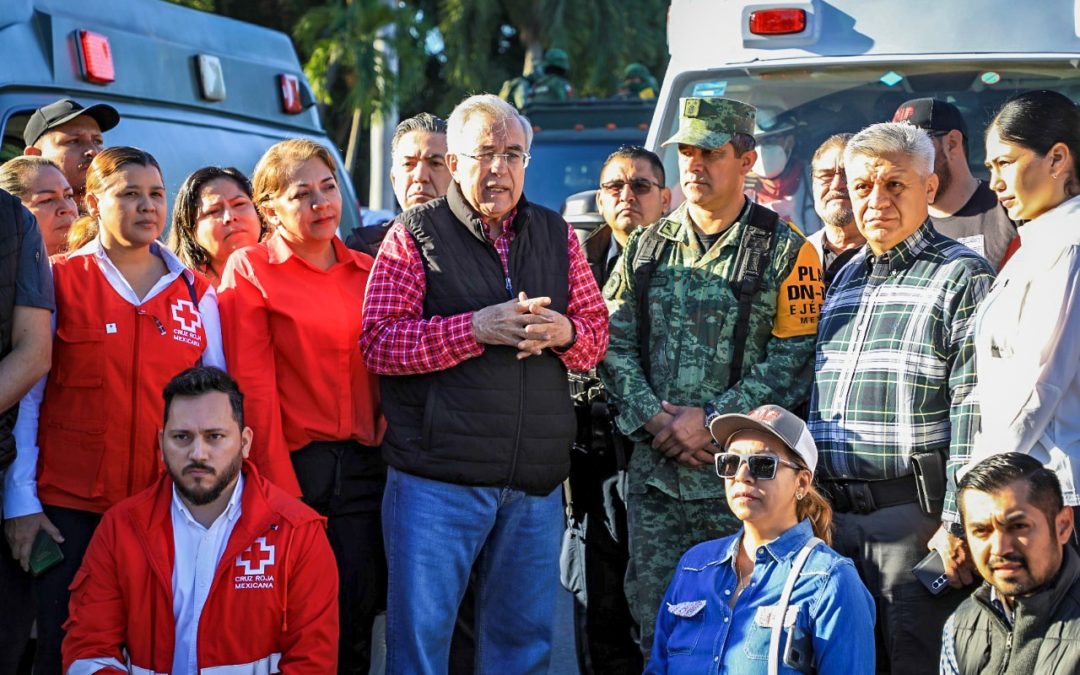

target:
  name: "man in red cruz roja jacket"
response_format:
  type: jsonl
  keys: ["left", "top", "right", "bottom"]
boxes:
{"left": 62, "top": 367, "right": 338, "bottom": 674}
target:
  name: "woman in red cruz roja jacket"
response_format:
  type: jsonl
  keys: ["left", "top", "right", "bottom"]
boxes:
{"left": 62, "top": 461, "right": 339, "bottom": 675}
{"left": 2, "top": 147, "right": 225, "bottom": 674}
{"left": 218, "top": 139, "right": 385, "bottom": 673}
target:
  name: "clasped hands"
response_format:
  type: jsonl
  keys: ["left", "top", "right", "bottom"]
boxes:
{"left": 471, "top": 292, "right": 574, "bottom": 359}
{"left": 646, "top": 401, "right": 716, "bottom": 468}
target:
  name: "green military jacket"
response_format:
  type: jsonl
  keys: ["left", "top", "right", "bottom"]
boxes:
{"left": 531, "top": 74, "right": 572, "bottom": 102}
{"left": 598, "top": 200, "right": 821, "bottom": 501}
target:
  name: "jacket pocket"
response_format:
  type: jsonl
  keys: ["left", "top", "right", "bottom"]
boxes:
{"left": 38, "top": 425, "right": 107, "bottom": 500}
{"left": 665, "top": 599, "right": 707, "bottom": 655}
{"left": 54, "top": 326, "right": 106, "bottom": 388}
{"left": 744, "top": 603, "right": 802, "bottom": 662}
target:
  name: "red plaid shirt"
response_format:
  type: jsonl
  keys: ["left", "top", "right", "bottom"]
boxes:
{"left": 360, "top": 212, "right": 608, "bottom": 375}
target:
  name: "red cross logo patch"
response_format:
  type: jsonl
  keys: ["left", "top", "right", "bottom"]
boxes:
{"left": 235, "top": 537, "right": 276, "bottom": 576}
{"left": 171, "top": 299, "right": 202, "bottom": 334}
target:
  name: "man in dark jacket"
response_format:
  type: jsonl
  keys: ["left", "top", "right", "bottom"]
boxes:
{"left": 360, "top": 93, "right": 608, "bottom": 674}
{"left": 941, "top": 452, "right": 1080, "bottom": 674}
{"left": 567, "top": 146, "right": 668, "bottom": 674}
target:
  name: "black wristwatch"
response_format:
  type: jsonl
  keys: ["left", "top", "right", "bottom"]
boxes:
{"left": 703, "top": 402, "right": 722, "bottom": 446}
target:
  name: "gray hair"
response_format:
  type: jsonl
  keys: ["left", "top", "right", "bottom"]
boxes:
{"left": 446, "top": 94, "right": 533, "bottom": 155}
{"left": 843, "top": 122, "right": 934, "bottom": 177}
{"left": 391, "top": 112, "right": 447, "bottom": 156}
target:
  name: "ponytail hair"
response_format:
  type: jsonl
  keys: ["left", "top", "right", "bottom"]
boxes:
{"left": 796, "top": 485, "right": 833, "bottom": 546}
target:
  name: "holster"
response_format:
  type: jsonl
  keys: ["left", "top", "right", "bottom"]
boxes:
{"left": 911, "top": 450, "right": 947, "bottom": 517}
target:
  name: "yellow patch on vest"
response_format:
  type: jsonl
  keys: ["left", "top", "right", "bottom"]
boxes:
{"left": 772, "top": 239, "right": 823, "bottom": 338}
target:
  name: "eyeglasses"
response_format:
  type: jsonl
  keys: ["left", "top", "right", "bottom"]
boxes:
{"left": 714, "top": 452, "right": 803, "bottom": 480}
{"left": 458, "top": 150, "right": 531, "bottom": 168}
{"left": 600, "top": 178, "right": 663, "bottom": 195}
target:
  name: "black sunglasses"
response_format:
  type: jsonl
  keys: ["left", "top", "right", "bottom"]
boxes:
{"left": 714, "top": 452, "right": 803, "bottom": 480}
{"left": 600, "top": 178, "right": 662, "bottom": 196}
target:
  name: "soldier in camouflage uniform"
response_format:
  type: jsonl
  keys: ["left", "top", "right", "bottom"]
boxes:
{"left": 531, "top": 48, "right": 573, "bottom": 103}
{"left": 618, "top": 63, "right": 659, "bottom": 100}
{"left": 598, "top": 97, "right": 823, "bottom": 658}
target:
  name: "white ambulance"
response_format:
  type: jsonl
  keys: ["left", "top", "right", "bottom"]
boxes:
{"left": 650, "top": 0, "right": 1080, "bottom": 233}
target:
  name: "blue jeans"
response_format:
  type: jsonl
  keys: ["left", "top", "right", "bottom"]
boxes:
{"left": 382, "top": 467, "right": 563, "bottom": 675}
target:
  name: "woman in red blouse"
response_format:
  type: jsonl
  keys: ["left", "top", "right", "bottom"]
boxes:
{"left": 219, "top": 139, "right": 385, "bottom": 673}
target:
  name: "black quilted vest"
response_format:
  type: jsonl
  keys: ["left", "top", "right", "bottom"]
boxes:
{"left": 380, "top": 184, "right": 576, "bottom": 494}
{"left": 0, "top": 191, "right": 24, "bottom": 468}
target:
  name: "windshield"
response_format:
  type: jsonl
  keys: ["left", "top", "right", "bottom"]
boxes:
{"left": 526, "top": 134, "right": 646, "bottom": 213}
{"left": 657, "top": 60, "right": 1080, "bottom": 233}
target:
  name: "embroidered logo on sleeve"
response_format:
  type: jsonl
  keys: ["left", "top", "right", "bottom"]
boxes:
{"left": 754, "top": 603, "right": 800, "bottom": 628}
{"left": 667, "top": 600, "right": 707, "bottom": 618}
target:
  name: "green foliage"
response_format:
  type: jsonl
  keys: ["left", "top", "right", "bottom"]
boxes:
{"left": 294, "top": 0, "right": 429, "bottom": 124}
{"left": 160, "top": 0, "right": 669, "bottom": 142}
{"left": 436, "top": 0, "right": 668, "bottom": 102}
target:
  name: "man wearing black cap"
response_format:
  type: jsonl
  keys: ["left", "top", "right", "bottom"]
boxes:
{"left": 23, "top": 99, "right": 120, "bottom": 207}
{"left": 893, "top": 98, "right": 1017, "bottom": 269}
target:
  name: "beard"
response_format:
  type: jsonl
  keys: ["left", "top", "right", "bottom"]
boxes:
{"left": 172, "top": 452, "right": 243, "bottom": 506}
{"left": 932, "top": 153, "right": 953, "bottom": 204}
{"left": 821, "top": 194, "right": 854, "bottom": 229}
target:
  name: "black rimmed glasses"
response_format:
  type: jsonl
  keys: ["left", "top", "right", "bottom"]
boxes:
{"left": 458, "top": 150, "right": 531, "bottom": 168}
{"left": 714, "top": 452, "right": 803, "bottom": 481}
{"left": 600, "top": 178, "right": 663, "bottom": 196}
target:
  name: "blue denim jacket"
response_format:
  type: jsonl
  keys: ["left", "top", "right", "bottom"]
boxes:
{"left": 647, "top": 519, "right": 876, "bottom": 674}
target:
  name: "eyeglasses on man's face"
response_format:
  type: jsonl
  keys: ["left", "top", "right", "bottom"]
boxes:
{"left": 600, "top": 178, "right": 663, "bottom": 196}
{"left": 714, "top": 451, "right": 802, "bottom": 481}
{"left": 458, "top": 150, "right": 531, "bottom": 168}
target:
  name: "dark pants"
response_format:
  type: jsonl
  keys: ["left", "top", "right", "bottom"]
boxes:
{"left": 567, "top": 440, "right": 641, "bottom": 675}
{"left": 831, "top": 502, "right": 967, "bottom": 675}
{"left": 31, "top": 506, "right": 102, "bottom": 675}
{"left": 0, "top": 530, "right": 35, "bottom": 675}
{"left": 291, "top": 441, "right": 387, "bottom": 675}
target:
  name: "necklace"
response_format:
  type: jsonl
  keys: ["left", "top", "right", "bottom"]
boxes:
{"left": 730, "top": 548, "right": 754, "bottom": 606}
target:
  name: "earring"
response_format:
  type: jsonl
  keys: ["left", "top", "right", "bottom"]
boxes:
{"left": 796, "top": 492, "right": 804, "bottom": 501}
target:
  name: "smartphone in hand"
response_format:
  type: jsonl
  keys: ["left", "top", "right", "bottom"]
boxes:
{"left": 29, "top": 528, "right": 64, "bottom": 577}
{"left": 912, "top": 549, "right": 950, "bottom": 596}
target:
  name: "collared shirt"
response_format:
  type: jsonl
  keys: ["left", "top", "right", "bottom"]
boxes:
{"left": 969, "top": 195, "right": 1080, "bottom": 506}
{"left": 809, "top": 221, "right": 994, "bottom": 519}
{"left": 171, "top": 473, "right": 244, "bottom": 675}
{"left": 4, "top": 238, "right": 225, "bottom": 518}
{"left": 218, "top": 232, "right": 384, "bottom": 496}
{"left": 648, "top": 519, "right": 876, "bottom": 674}
{"left": 359, "top": 204, "right": 608, "bottom": 375}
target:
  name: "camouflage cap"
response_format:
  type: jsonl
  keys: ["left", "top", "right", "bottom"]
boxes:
{"left": 661, "top": 97, "right": 757, "bottom": 150}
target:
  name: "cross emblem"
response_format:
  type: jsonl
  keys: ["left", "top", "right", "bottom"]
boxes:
{"left": 235, "top": 537, "right": 275, "bottom": 576}
{"left": 171, "top": 299, "right": 202, "bottom": 333}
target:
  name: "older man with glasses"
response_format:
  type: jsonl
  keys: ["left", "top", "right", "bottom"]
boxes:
{"left": 360, "top": 93, "right": 609, "bottom": 674}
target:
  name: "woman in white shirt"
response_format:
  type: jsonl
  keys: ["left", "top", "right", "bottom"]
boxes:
{"left": 973, "top": 90, "right": 1080, "bottom": 512}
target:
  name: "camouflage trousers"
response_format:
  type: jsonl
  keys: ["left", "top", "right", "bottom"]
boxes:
{"left": 625, "top": 485, "right": 741, "bottom": 660}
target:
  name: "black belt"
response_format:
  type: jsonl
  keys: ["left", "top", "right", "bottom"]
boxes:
{"left": 818, "top": 474, "right": 918, "bottom": 514}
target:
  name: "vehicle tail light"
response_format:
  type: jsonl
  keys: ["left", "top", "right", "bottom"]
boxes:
{"left": 748, "top": 9, "right": 807, "bottom": 35}
{"left": 279, "top": 74, "right": 302, "bottom": 114}
{"left": 77, "top": 31, "right": 115, "bottom": 84}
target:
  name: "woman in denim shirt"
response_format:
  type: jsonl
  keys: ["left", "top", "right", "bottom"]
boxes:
{"left": 648, "top": 404, "right": 876, "bottom": 674}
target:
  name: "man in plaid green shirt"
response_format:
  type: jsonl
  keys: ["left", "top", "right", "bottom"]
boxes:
{"left": 809, "top": 121, "right": 995, "bottom": 675}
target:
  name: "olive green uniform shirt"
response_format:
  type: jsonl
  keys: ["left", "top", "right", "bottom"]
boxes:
{"left": 599, "top": 200, "right": 820, "bottom": 501}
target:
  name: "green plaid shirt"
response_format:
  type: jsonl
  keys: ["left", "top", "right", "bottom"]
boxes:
{"left": 809, "top": 221, "right": 995, "bottom": 519}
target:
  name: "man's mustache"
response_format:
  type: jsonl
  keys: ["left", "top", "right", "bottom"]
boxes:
{"left": 183, "top": 462, "right": 216, "bottom": 475}
{"left": 989, "top": 553, "right": 1027, "bottom": 570}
